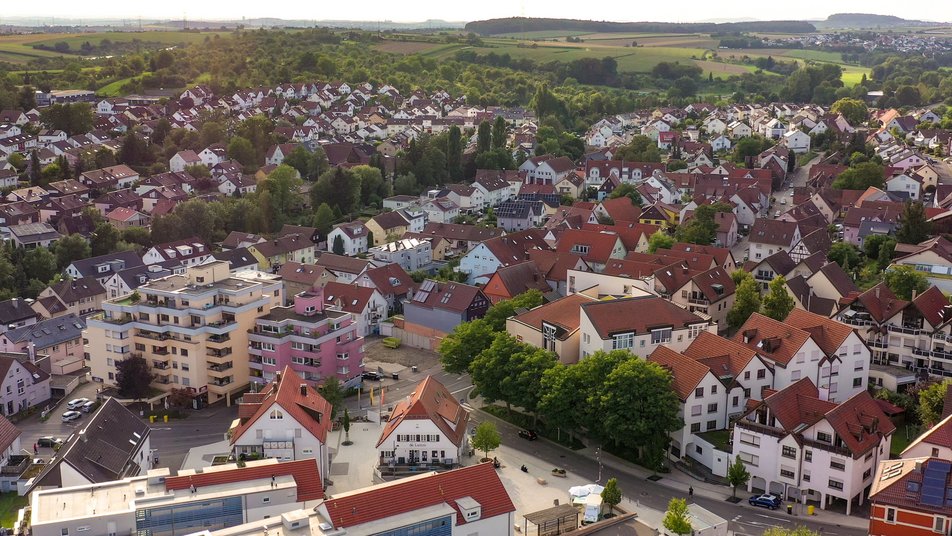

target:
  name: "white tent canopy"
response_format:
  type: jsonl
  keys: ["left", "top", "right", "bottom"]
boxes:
{"left": 568, "top": 484, "right": 604, "bottom": 498}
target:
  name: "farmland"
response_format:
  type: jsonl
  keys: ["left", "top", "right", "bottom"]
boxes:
{"left": 0, "top": 31, "right": 223, "bottom": 64}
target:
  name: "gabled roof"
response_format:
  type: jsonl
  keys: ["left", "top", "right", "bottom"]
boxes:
{"left": 3, "top": 314, "right": 85, "bottom": 349}
{"left": 480, "top": 229, "right": 549, "bottom": 268}
{"left": 47, "top": 277, "right": 105, "bottom": 303}
{"left": 683, "top": 331, "right": 760, "bottom": 382}
{"left": 903, "top": 412, "right": 952, "bottom": 456}
{"left": 749, "top": 218, "right": 799, "bottom": 246}
{"left": 555, "top": 229, "right": 623, "bottom": 264}
{"left": 322, "top": 282, "right": 377, "bottom": 314}
{"left": 377, "top": 376, "right": 469, "bottom": 448}
{"left": 510, "top": 293, "right": 595, "bottom": 339}
{"left": 581, "top": 296, "right": 709, "bottom": 339}
{"left": 912, "top": 285, "right": 952, "bottom": 328}
{"left": 0, "top": 415, "right": 20, "bottom": 454}
{"left": 869, "top": 457, "right": 952, "bottom": 515}
{"left": 812, "top": 262, "right": 858, "bottom": 298}
{"left": 323, "top": 462, "right": 514, "bottom": 529}
{"left": 408, "top": 280, "right": 486, "bottom": 313}
{"left": 841, "top": 282, "right": 909, "bottom": 323}
{"left": 486, "top": 261, "right": 551, "bottom": 297}
{"left": 361, "top": 263, "right": 415, "bottom": 297}
{"left": 315, "top": 252, "right": 372, "bottom": 276}
{"left": 231, "top": 366, "right": 332, "bottom": 445}
{"left": 0, "top": 298, "right": 38, "bottom": 325}
{"left": 648, "top": 345, "right": 713, "bottom": 401}
{"left": 786, "top": 275, "right": 836, "bottom": 316}
{"left": 733, "top": 313, "right": 811, "bottom": 367}
{"left": 784, "top": 308, "right": 854, "bottom": 357}
{"left": 67, "top": 250, "right": 143, "bottom": 279}
{"left": 165, "top": 459, "right": 322, "bottom": 502}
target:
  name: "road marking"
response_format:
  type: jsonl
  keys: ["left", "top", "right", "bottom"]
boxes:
{"left": 450, "top": 386, "right": 473, "bottom": 395}
{"left": 150, "top": 427, "right": 172, "bottom": 431}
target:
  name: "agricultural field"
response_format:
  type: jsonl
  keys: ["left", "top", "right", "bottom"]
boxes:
{"left": 0, "top": 31, "right": 222, "bottom": 64}
{"left": 374, "top": 40, "right": 447, "bottom": 55}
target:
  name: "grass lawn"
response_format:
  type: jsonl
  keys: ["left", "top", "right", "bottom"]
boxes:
{"left": 797, "top": 151, "right": 818, "bottom": 167}
{"left": 697, "top": 429, "right": 732, "bottom": 452}
{"left": 481, "top": 404, "right": 585, "bottom": 450}
{"left": 890, "top": 423, "right": 922, "bottom": 457}
{"left": 0, "top": 492, "right": 28, "bottom": 528}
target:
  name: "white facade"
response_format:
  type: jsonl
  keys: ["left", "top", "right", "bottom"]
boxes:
{"left": 578, "top": 312, "right": 715, "bottom": 360}
{"left": 378, "top": 419, "right": 465, "bottom": 466}
{"left": 326, "top": 227, "right": 368, "bottom": 256}
{"left": 231, "top": 406, "right": 329, "bottom": 485}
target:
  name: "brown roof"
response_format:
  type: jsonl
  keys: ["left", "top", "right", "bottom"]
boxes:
{"left": 322, "top": 282, "right": 377, "bottom": 314}
{"left": 377, "top": 376, "right": 469, "bottom": 448}
{"left": 668, "top": 243, "right": 734, "bottom": 269}
{"left": 648, "top": 345, "right": 712, "bottom": 401}
{"left": 511, "top": 293, "right": 595, "bottom": 339}
{"left": 231, "top": 366, "right": 332, "bottom": 445}
{"left": 684, "top": 267, "right": 736, "bottom": 303}
{"left": 733, "top": 313, "right": 811, "bottom": 367}
{"left": 869, "top": 457, "right": 952, "bottom": 515}
{"left": 903, "top": 413, "right": 952, "bottom": 455}
{"left": 0, "top": 415, "right": 20, "bottom": 454}
{"left": 315, "top": 253, "right": 372, "bottom": 275}
{"left": 784, "top": 308, "right": 854, "bottom": 357}
{"left": 408, "top": 280, "right": 487, "bottom": 313}
{"left": 812, "top": 262, "right": 858, "bottom": 297}
{"left": 251, "top": 234, "right": 312, "bottom": 258}
{"left": 361, "top": 263, "right": 415, "bottom": 297}
{"left": 419, "top": 222, "right": 504, "bottom": 243}
{"left": 843, "top": 282, "right": 909, "bottom": 323}
{"left": 749, "top": 218, "right": 799, "bottom": 247}
{"left": 555, "top": 229, "right": 623, "bottom": 264}
{"left": 786, "top": 275, "right": 837, "bottom": 316}
{"left": 528, "top": 249, "right": 590, "bottom": 283}
{"left": 165, "top": 459, "right": 322, "bottom": 502}
{"left": 598, "top": 197, "right": 642, "bottom": 223}
{"left": 370, "top": 210, "right": 410, "bottom": 231}
{"left": 824, "top": 389, "right": 896, "bottom": 457}
{"left": 683, "top": 331, "right": 760, "bottom": 381}
{"left": 481, "top": 229, "right": 550, "bottom": 269}
{"left": 581, "top": 296, "right": 710, "bottom": 339}
{"left": 487, "top": 261, "right": 552, "bottom": 297}
{"left": 912, "top": 285, "right": 952, "bottom": 328}
{"left": 277, "top": 262, "right": 333, "bottom": 286}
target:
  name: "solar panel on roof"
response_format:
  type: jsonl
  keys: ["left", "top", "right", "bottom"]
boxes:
{"left": 920, "top": 461, "right": 951, "bottom": 507}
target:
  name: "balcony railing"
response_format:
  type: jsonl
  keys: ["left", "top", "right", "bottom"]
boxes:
{"left": 138, "top": 331, "right": 170, "bottom": 341}
{"left": 208, "top": 333, "right": 231, "bottom": 344}
{"left": 688, "top": 297, "right": 710, "bottom": 305}
{"left": 889, "top": 324, "right": 922, "bottom": 336}
{"left": 206, "top": 348, "right": 233, "bottom": 358}
{"left": 152, "top": 347, "right": 169, "bottom": 355}
{"left": 211, "top": 377, "right": 234, "bottom": 387}
{"left": 152, "top": 362, "right": 170, "bottom": 370}
{"left": 208, "top": 362, "right": 233, "bottom": 373}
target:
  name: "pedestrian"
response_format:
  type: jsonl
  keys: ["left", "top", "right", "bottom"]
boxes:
{"left": 33, "top": 443, "right": 37, "bottom": 454}
{"left": 689, "top": 486, "right": 694, "bottom": 497}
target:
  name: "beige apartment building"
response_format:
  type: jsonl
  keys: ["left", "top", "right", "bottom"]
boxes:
{"left": 86, "top": 261, "right": 282, "bottom": 405}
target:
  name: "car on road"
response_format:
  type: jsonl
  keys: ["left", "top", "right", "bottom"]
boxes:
{"left": 361, "top": 371, "right": 382, "bottom": 381}
{"left": 66, "top": 398, "right": 90, "bottom": 410}
{"left": 518, "top": 429, "right": 538, "bottom": 440}
{"left": 37, "top": 437, "right": 63, "bottom": 448}
{"left": 62, "top": 411, "right": 81, "bottom": 422}
{"left": 748, "top": 494, "right": 782, "bottom": 510}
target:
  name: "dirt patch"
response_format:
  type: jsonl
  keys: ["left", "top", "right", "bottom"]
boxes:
{"left": 693, "top": 60, "right": 752, "bottom": 76}
{"left": 363, "top": 337, "right": 440, "bottom": 369}
{"left": 375, "top": 41, "right": 441, "bottom": 55}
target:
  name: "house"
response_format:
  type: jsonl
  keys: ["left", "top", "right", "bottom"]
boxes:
{"left": 354, "top": 263, "right": 416, "bottom": 315}
{"left": 34, "top": 277, "right": 106, "bottom": 318}
{"left": 314, "top": 253, "right": 373, "bottom": 284}
{"left": 102, "top": 265, "right": 171, "bottom": 300}
{"left": 885, "top": 173, "right": 921, "bottom": 201}
{"left": 483, "top": 261, "right": 553, "bottom": 304}
{"left": 169, "top": 149, "right": 202, "bottom": 172}
{"left": 65, "top": 250, "right": 145, "bottom": 284}
{"left": 554, "top": 229, "right": 627, "bottom": 272}
{"left": 403, "top": 279, "right": 490, "bottom": 335}
{"left": 901, "top": 412, "right": 952, "bottom": 460}
{"left": 26, "top": 398, "right": 151, "bottom": 493}
{"left": 868, "top": 457, "right": 952, "bottom": 536}
{"left": 276, "top": 262, "right": 337, "bottom": 299}
{"left": 105, "top": 206, "right": 150, "bottom": 230}
{"left": 422, "top": 197, "right": 460, "bottom": 223}
{"left": 366, "top": 210, "right": 412, "bottom": 245}
{"left": 734, "top": 378, "right": 893, "bottom": 515}
{"left": 376, "top": 376, "right": 470, "bottom": 472}
{"left": 578, "top": 296, "right": 716, "bottom": 360}
{"left": 748, "top": 219, "right": 802, "bottom": 261}
{"left": 669, "top": 267, "right": 736, "bottom": 333}
{"left": 265, "top": 143, "right": 299, "bottom": 166}
{"left": 211, "top": 247, "right": 259, "bottom": 273}
{"left": 142, "top": 237, "right": 212, "bottom": 271}
{"left": 782, "top": 130, "right": 811, "bottom": 153}
{"left": 531, "top": 156, "right": 576, "bottom": 185}
{"left": 714, "top": 211, "right": 738, "bottom": 247}
{"left": 368, "top": 237, "right": 432, "bottom": 272}
{"left": 0, "top": 314, "right": 86, "bottom": 375}
{"left": 0, "top": 414, "right": 20, "bottom": 491}
{"left": 326, "top": 221, "right": 369, "bottom": 256}
{"left": 78, "top": 164, "right": 139, "bottom": 190}
{"left": 229, "top": 366, "right": 334, "bottom": 481}
{"left": 0, "top": 299, "right": 38, "bottom": 335}
{"left": 321, "top": 282, "right": 387, "bottom": 337}
{"left": 246, "top": 234, "right": 317, "bottom": 271}
{"left": 459, "top": 229, "right": 549, "bottom": 284}
{"left": 507, "top": 294, "right": 596, "bottom": 364}
{"left": 8, "top": 222, "right": 60, "bottom": 248}
{"left": 0, "top": 353, "right": 50, "bottom": 417}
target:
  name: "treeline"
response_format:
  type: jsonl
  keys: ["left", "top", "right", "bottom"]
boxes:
{"left": 464, "top": 17, "right": 816, "bottom": 35}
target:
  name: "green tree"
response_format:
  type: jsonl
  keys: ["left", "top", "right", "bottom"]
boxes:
{"left": 675, "top": 202, "right": 732, "bottom": 245}
{"left": 863, "top": 234, "right": 889, "bottom": 259}
{"left": 115, "top": 355, "right": 155, "bottom": 400}
{"left": 896, "top": 201, "right": 931, "bottom": 245}
{"left": 438, "top": 318, "right": 495, "bottom": 374}
{"left": 919, "top": 380, "right": 951, "bottom": 426}
{"left": 482, "top": 290, "right": 544, "bottom": 331}
{"left": 353, "top": 165, "right": 389, "bottom": 207}
{"left": 30, "top": 151, "right": 40, "bottom": 185}
{"left": 447, "top": 125, "right": 463, "bottom": 180}
{"left": 54, "top": 233, "right": 91, "bottom": 270}
{"left": 234, "top": 115, "right": 275, "bottom": 164}
{"left": 608, "top": 183, "right": 643, "bottom": 206}
{"left": 492, "top": 115, "right": 507, "bottom": 149}
{"left": 152, "top": 118, "right": 171, "bottom": 145}
{"left": 878, "top": 239, "right": 897, "bottom": 270}
{"left": 313, "top": 167, "right": 360, "bottom": 214}
{"left": 119, "top": 131, "right": 150, "bottom": 167}
{"left": 393, "top": 172, "right": 419, "bottom": 195}
{"left": 312, "top": 203, "right": 336, "bottom": 236}
{"left": 647, "top": 230, "right": 674, "bottom": 253}
{"left": 662, "top": 498, "right": 693, "bottom": 536}
{"left": 727, "top": 455, "right": 751, "bottom": 499}
{"left": 830, "top": 97, "right": 868, "bottom": 126}
{"left": 471, "top": 421, "right": 501, "bottom": 459}
{"left": 284, "top": 146, "right": 328, "bottom": 180}
{"left": 728, "top": 273, "right": 762, "bottom": 331}
{"left": 827, "top": 242, "right": 861, "bottom": 270}
{"left": 762, "top": 276, "right": 795, "bottom": 321}
{"left": 613, "top": 135, "right": 661, "bottom": 162}
{"left": 470, "top": 332, "right": 524, "bottom": 411}
{"left": 476, "top": 121, "right": 492, "bottom": 154}
{"left": 505, "top": 345, "right": 558, "bottom": 419}
{"left": 40, "top": 103, "right": 93, "bottom": 136}
{"left": 762, "top": 528, "right": 823, "bottom": 536}
{"left": 318, "top": 377, "right": 344, "bottom": 419}
{"left": 22, "top": 247, "right": 58, "bottom": 286}
{"left": 332, "top": 234, "right": 345, "bottom": 255}
{"left": 342, "top": 407, "right": 351, "bottom": 443}
{"left": 884, "top": 266, "right": 929, "bottom": 300}
{"left": 731, "top": 136, "right": 770, "bottom": 163}
{"left": 227, "top": 136, "right": 257, "bottom": 169}
{"left": 832, "top": 163, "right": 884, "bottom": 190}
{"left": 90, "top": 221, "right": 122, "bottom": 256}
{"left": 601, "top": 478, "right": 622, "bottom": 515}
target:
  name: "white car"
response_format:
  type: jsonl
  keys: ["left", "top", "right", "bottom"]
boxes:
{"left": 66, "top": 398, "right": 90, "bottom": 410}
{"left": 62, "top": 411, "right": 81, "bottom": 422}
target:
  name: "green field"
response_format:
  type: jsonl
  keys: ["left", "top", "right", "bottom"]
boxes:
{"left": 0, "top": 31, "right": 223, "bottom": 64}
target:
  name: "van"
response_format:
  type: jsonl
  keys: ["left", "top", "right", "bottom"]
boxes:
{"left": 81, "top": 400, "right": 97, "bottom": 413}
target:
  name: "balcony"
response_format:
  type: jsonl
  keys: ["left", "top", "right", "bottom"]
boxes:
{"left": 152, "top": 361, "right": 170, "bottom": 370}
{"left": 869, "top": 339, "right": 888, "bottom": 349}
{"left": 688, "top": 297, "right": 710, "bottom": 306}
{"left": 152, "top": 346, "right": 170, "bottom": 355}
{"left": 889, "top": 324, "right": 922, "bottom": 336}
{"left": 208, "top": 333, "right": 231, "bottom": 344}
{"left": 155, "top": 377, "right": 170, "bottom": 385}
{"left": 206, "top": 347, "right": 233, "bottom": 358}
{"left": 208, "top": 362, "right": 233, "bottom": 373}
{"left": 137, "top": 330, "right": 170, "bottom": 341}
{"left": 210, "top": 377, "right": 234, "bottom": 387}
{"left": 99, "top": 313, "right": 133, "bottom": 325}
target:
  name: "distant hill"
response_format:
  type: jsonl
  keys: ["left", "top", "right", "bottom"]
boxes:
{"left": 817, "top": 13, "right": 950, "bottom": 28}
{"left": 464, "top": 17, "right": 816, "bottom": 35}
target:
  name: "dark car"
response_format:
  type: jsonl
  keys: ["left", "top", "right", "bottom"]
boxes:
{"left": 518, "top": 429, "right": 538, "bottom": 440}
{"left": 748, "top": 494, "right": 782, "bottom": 510}
{"left": 361, "top": 371, "right": 382, "bottom": 381}
{"left": 37, "top": 437, "right": 63, "bottom": 448}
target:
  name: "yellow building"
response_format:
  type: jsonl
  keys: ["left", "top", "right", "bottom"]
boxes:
{"left": 85, "top": 261, "right": 281, "bottom": 405}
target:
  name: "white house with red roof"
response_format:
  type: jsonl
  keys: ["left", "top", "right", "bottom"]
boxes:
{"left": 230, "top": 367, "right": 333, "bottom": 483}
{"left": 326, "top": 221, "right": 369, "bottom": 256}
{"left": 376, "top": 376, "right": 470, "bottom": 472}
{"left": 901, "top": 412, "right": 952, "bottom": 460}
{"left": 322, "top": 281, "right": 387, "bottom": 337}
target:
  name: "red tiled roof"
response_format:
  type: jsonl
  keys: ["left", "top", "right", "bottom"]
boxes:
{"left": 323, "top": 282, "right": 377, "bottom": 314}
{"left": 377, "top": 376, "right": 469, "bottom": 448}
{"left": 582, "top": 296, "right": 710, "bottom": 339}
{"left": 165, "top": 459, "right": 323, "bottom": 501}
{"left": 510, "top": 293, "right": 595, "bottom": 338}
{"left": 683, "top": 331, "right": 759, "bottom": 380}
{"left": 0, "top": 415, "right": 20, "bottom": 454}
{"left": 869, "top": 457, "right": 952, "bottom": 515}
{"left": 912, "top": 285, "right": 951, "bottom": 328}
{"left": 732, "top": 313, "right": 810, "bottom": 367}
{"left": 231, "top": 366, "right": 332, "bottom": 445}
{"left": 648, "top": 346, "right": 711, "bottom": 401}
{"left": 904, "top": 412, "right": 952, "bottom": 454}
{"left": 555, "top": 229, "right": 623, "bottom": 264}
{"left": 324, "top": 462, "right": 514, "bottom": 528}
{"left": 783, "top": 308, "right": 854, "bottom": 357}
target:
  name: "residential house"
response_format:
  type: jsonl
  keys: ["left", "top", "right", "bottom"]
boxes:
{"left": 142, "top": 237, "right": 212, "bottom": 272}
{"left": 900, "top": 412, "right": 952, "bottom": 460}
{"left": 276, "top": 262, "right": 337, "bottom": 299}
{"left": 0, "top": 353, "right": 50, "bottom": 416}
{"left": 868, "top": 457, "right": 952, "bottom": 536}
{"left": 247, "top": 234, "right": 317, "bottom": 271}
{"left": 669, "top": 267, "right": 736, "bottom": 333}
{"left": 748, "top": 219, "right": 802, "bottom": 261}
{"left": 366, "top": 210, "right": 412, "bottom": 245}
{"left": 403, "top": 279, "right": 490, "bottom": 335}
{"left": 354, "top": 263, "right": 416, "bottom": 315}
{"left": 8, "top": 222, "right": 60, "bottom": 248}
{"left": 169, "top": 150, "right": 202, "bottom": 172}
{"left": 33, "top": 278, "right": 105, "bottom": 319}
{"left": 459, "top": 229, "right": 549, "bottom": 285}
{"left": 321, "top": 282, "right": 387, "bottom": 337}
{"left": 507, "top": 294, "right": 596, "bottom": 364}
{"left": 483, "top": 261, "right": 553, "bottom": 304}
{"left": 0, "top": 299, "right": 38, "bottom": 335}
{"left": 368, "top": 238, "right": 432, "bottom": 272}
{"left": 326, "top": 221, "right": 369, "bottom": 256}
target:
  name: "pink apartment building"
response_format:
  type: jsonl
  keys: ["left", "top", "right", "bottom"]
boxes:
{"left": 248, "top": 289, "right": 365, "bottom": 389}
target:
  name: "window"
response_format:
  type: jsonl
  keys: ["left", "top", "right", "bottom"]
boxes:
{"left": 738, "top": 452, "right": 759, "bottom": 466}
{"left": 743, "top": 388, "right": 751, "bottom": 398}
{"left": 262, "top": 342, "right": 275, "bottom": 352}
{"left": 854, "top": 359, "right": 864, "bottom": 371}
{"left": 805, "top": 450, "right": 812, "bottom": 462}
{"left": 803, "top": 471, "right": 811, "bottom": 482}
{"left": 828, "top": 479, "right": 844, "bottom": 491}
{"left": 780, "top": 468, "right": 795, "bottom": 479}
{"left": 706, "top": 420, "right": 716, "bottom": 430}
{"left": 757, "top": 369, "right": 766, "bottom": 379}
{"left": 791, "top": 370, "right": 802, "bottom": 381}
{"left": 691, "top": 405, "right": 702, "bottom": 416}
{"left": 711, "top": 385, "right": 717, "bottom": 394}
{"left": 62, "top": 529, "right": 68, "bottom": 536}
{"left": 262, "top": 497, "right": 270, "bottom": 503}
{"left": 934, "top": 447, "right": 941, "bottom": 457}
{"left": 935, "top": 516, "right": 946, "bottom": 533}
{"left": 782, "top": 446, "right": 796, "bottom": 459}
{"left": 612, "top": 332, "right": 634, "bottom": 350}
{"left": 690, "top": 423, "right": 701, "bottom": 433}
{"left": 707, "top": 403, "right": 718, "bottom": 413}
{"left": 853, "top": 377, "right": 862, "bottom": 388}
{"left": 817, "top": 431, "right": 832, "bottom": 443}
{"left": 885, "top": 508, "right": 895, "bottom": 523}
{"left": 695, "top": 387, "right": 704, "bottom": 398}
{"left": 739, "top": 433, "right": 759, "bottom": 447}
{"left": 863, "top": 468, "right": 872, "bottom": 479}
{"left": 695, "top": 445, "right": 703, "bottom": 455}
{"left": 650, "top": 328, "right": 672, "bottom": 344}
{"left": 732, "top": 396, "right": 739, "bottom": 407}
{"left": 744, "top": 371, "right": 750, "bottom": 380}
{"left": 270, "top": 410, "right": 283, "bottom": 420}
{"left": 263, "top": 356, "right": 276, "bottom": 366}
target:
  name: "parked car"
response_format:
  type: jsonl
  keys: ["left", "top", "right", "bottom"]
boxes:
{"left": 37, "top": 436, "right": 64, "bottom": 448}
{"left": 62, "top": 411, "right": 81, "bottom": 422}
{"left": 361, "top": 371, "right": 382, "bottom": 381}
{"left": 518, "top": 429, "right": 538, "bottom": 441}
{"left": 80, "top": 400, "right": 97, "bottom": 413}
{"left": 748, "top": 494, "right": 782, "bottom": 510}
{"left": 66, "top": 398, "right": 90, "bottom": 410}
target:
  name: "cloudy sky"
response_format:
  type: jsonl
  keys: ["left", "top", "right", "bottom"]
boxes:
{"left": 2, "top": 1, "right": 951, "bottom": 23}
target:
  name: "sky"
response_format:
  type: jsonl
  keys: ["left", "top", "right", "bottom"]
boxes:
{"left": 2, "top": 0, "right": 952, "bottom": 23}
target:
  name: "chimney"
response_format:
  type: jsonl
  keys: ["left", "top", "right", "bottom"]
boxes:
{"left": 276, "top": 371, "right": 282, "bottom": 384}
{"left": 875, "top": 286, "right": 880, "bottom": 299}
{"left": 300, "top": 384, "right": 307, "bottom": 397}
{"left": 911, "top": 289, "right": 918, "bottom": 301}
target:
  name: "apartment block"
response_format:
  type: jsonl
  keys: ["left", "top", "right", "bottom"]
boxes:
{"left": 86, "top": 261, "right": 280, "bottom": 405}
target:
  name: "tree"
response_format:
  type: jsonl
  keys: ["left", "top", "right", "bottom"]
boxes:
{"left": 342, "top": 407, "right": 351, "bottom": 443}
{"left": 40, "top": 103, "right": 93, "bottom": 136}
{"left": 29, "top": 151, "right": 40, "bottom": 185}
{"left": 261, "top": 165, "right": 303, "bottom": 230}
{"left": 115, "top": 355, "right": 155, "bottom": 400}
{"left": 647, "top": 230, "right": 674, "bottom": 253}
{"left": 284, "top": 146, "right": 327, "bottom": 180}
{"left": 601, "top": 478, "right": 622, "bottom": 515}
{"left": 393, "top": 172, "right": 419, "bottom": 195}
{"left": 167, "top": 388, "right": 194, "bottom": 408}
{"left": 227, "top": 136, "right": 257, "bottom": 169}
{"left": 152, "top": 118, "right": 171, "bottom": 145}
{"left": 472, "top": 421, "right": 501, "bottom": 459}
{"left": 22, "top": 247, "right": 58, "bottom": 286}
{"left": 675, "top": 202, "right": 731, "bottom": 245}
{"left": 313, "top": 167, "right": 359, "bottom": 215}
{"left": 727, "top": 455, "right": 751, "bottom": 499}
{"left": 762, "top": 276, "right": 795, "bottom": 321}
{"left": 353, "top": 165, "right": 389, "bottom": 207}
{"left": 728, "top": 272, "right": 762, "bottom": 331}
{"left": 439, "top": 318, "right": 495, "bottom": 373}
{"left": 827, "top": 242, "right": 860, "bottom": 270}
{"left": 918, "top": 380, "right": 951, "bottom": 426}
{"left": 613, "top": 135, "right": 661, "bottom": 162}
{"left": 877, "top": 239, "right": 897, "bottom": 270}
{"left": 863, "top": 234, "right": 890, "bottom": 259}
{"left": 54, "top": 233, "right": 91, "bottom": 270}
{"left": 608, "top": 183, "right": 642, "bottom": 206}
{"left": 119, "top": 131, "right": 150, "bottom": 167}
{"left": 896, "top": 201, "right": 931, "bottom": 245}
{"left": 492, "top": 115, "right": 507, "bottom": 149}
{"left": 884, "top": 266, "right": 929, "bottom": 300}
{"left": 447, "top": 125, "right": 463, "bottom": 180}
{"left": 482, "top": 290, "right": 544, "bottom": 331}
{"left": 476, "top": 121, "right": 492, "bottom": 154}
{"left": 332, "top": 234, "right": 345, "bottom": 255}
{"left": 832, "top": 163, "right": 884, "bottom": 190}
{"left": 662, "top": 498, "right": 693, "bottom": 536}
{"left": 830, "top": 97, "right": 868, "bottom": 126}
{"left": 470, "top": 332, "right": 524, "bottom": 411}
{"left": 90, "top": 221, "right": 121, "bottom": 256}
{"left": 312, "top": 203, "right": 336, "bottom": 236}
{"left": 318, "top": 377, "right": 344, "bottom": 419}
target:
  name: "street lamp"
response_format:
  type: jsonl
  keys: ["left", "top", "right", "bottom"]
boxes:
{"left": 595, "top": 447, "right": 603, "bottom": 484}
